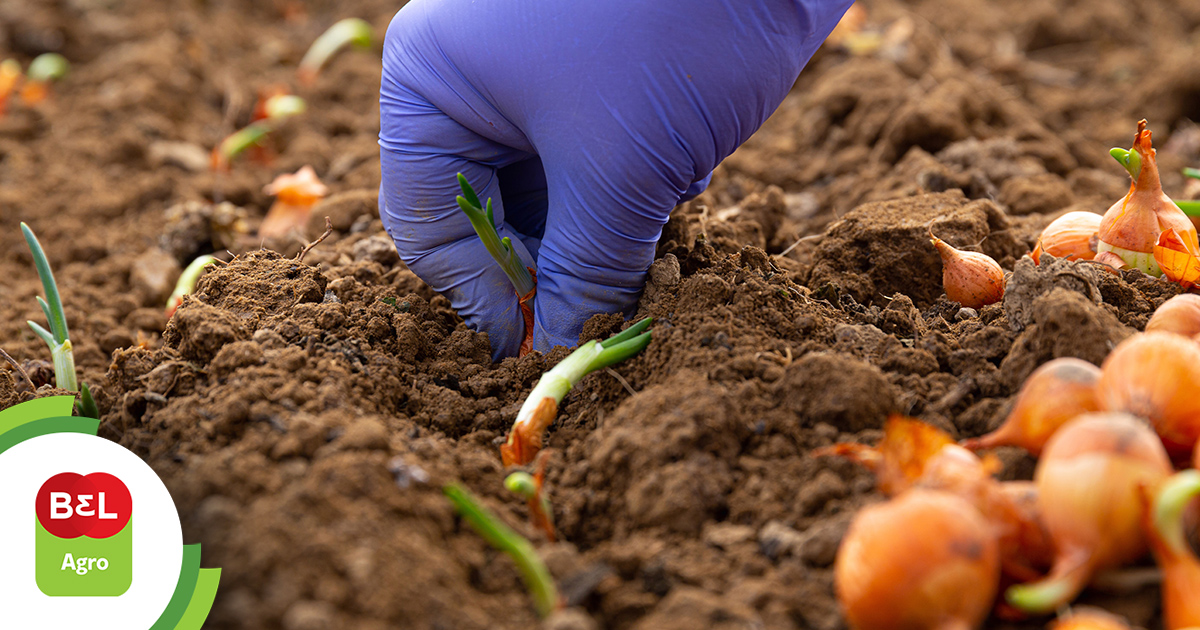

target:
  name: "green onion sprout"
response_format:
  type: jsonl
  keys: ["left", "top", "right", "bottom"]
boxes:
{"left": 212, "top": 95, "right": 306, "bottom": 170}
{"left": 298, "top": 18, "right": 374, "bottom": 85}
{"left": 501, "top": 317, "right": 652, "bottom": 466}
{"left": 1110, "top": 147, "right": 1141, "bottom": 180}
{"left": 21, "top": 222, "right": 95, "bottom": 418}
{"left": 444, "top": 484, "right": 559, "bottom": 617}
{"left": 166, "top": 255, "right": 218, "bottom": 317}
{"left": 455, "top": 173, "right": 536, "bottom": 298}
{"left": 26, "top": 53, "right": 69, "bottom": 83}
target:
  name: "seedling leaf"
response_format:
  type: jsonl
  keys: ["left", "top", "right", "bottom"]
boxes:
{"left": 444, "top": 484, "right": 559, "bottom": 617}
{"left": 21, "top": 222, "right": 68, "bottom": 344}
{"left": 79, "top": 383, "right": 99, "bottom": 420}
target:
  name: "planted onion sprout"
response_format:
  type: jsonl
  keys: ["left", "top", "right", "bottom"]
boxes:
{"left": 166, "top": 255, "right": 218, "bottom": 318}
{"left": 1097, "top": 121, "right": 1197, "bottom": 276}
{"left": 501, "top": 317, "right": 652, "bottom": 467}
{"left": 444, "top": 484, "right": 560, "bottom": 617}
{"left": 211, "top": 94, "right": 307, "bottom": 171}
{"left": 505, "top": 469, "right": 555, "bottom": 542}
{"left": 456, "top": 174, "right": 537, "bottom": 355}
{"left": 297, "top": 18, "right": 373, "bottom": 85}
{"left": 21, "top": 222, "right": 97, "bottom": 419}
{"left": 21, "top": 53, "right": 68, "bottom": 105}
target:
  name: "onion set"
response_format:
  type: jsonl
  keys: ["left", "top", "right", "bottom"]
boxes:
{"left": 1005, "top": 413, "right": 1173, "bottom": 614}
{"left": 821, "top": 416, "right": 1053, "bottom": 583}
{"left": 1145, "top": 293, "right": 1200, "bottom": 337}
{"left": 1097, "top": 120, "right": 1198, "bottom": 276}
{"left": 962, "top": 358, "right": 1101, "bottom": 456}
{"left": 1097, "top": 331, "right": 1200, "bottom": 461}
{"left": 835, "top": 489, "right": 1000, "bottom": 630}
{"left": 1032, "top": 211, "right": 1101, "bottom": 265}
{"left": 931, "top": 232, "right": 1005, "bottom": 309}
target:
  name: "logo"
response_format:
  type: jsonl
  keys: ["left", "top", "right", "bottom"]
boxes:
{"left": 36, "top": 472, "right": 134, "bottom": 596}
{"left": 0, "top": 396, "right": 220, "bottom": 629}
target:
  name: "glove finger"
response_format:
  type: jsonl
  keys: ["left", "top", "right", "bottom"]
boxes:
{"left": 531, "top": 147, "right": 694, "bottom": 352}
{"left": 497, "top": 156, "right": 549, "bottom": 259}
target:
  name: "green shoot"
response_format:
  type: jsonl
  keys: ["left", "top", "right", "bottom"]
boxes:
{"left": 1175, "top": 200, "right": 1200, "bottom": 217}
{"left": 1150, "top": 469, "right": 1200, "bottom": 558}
{"left": 501, "top": 317, "right": 652, "bottom": 466}
{"left": 1183, "top": 167, "right": 1200, "bottom": 181}
{"left": 298, "top": 18, "right": 374, "bottom": 85}
{"left": 79, "top": 383, "right": 99, "bottom": 420}
{"left": 505, "top": 472, "right": 539, "bottom": 498}
{"left": 455, "top": 174, "right": 536, "bottom": 297}
{"left": 444, "top": 484, "right": 559, "bottom": 617}
{"left": 166, "top": 255, "right": 218, "bottom": 317}
{"left": 21, "top": 222, "right": 93, "bottom": 416}
{"left": 505, "top": 449, "right": 556, "bottom": 541}
{"left": 1110, "top": 147, "right": 1141, "bottom": 180}
{"left": 26, "top": 53, "right": 68, "bottom": 83}
{"left": 211, "top": 95, "right": 306, "bottom": 170}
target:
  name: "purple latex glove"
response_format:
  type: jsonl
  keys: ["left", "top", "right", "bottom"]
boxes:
{"left": 380, "top": 0, "right": 852, "bottom": 358}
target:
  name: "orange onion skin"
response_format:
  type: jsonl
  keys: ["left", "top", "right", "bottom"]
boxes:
{"left": 1007, "top": 413, "right": 1173, "bottom": 613}
{"left": 1097, "top": 121, "right": 1198, "bottom": 270}
{"left": 997, "top": 481, "right": 1055, "bottom": 577}
{"left": 1032, "top": 211, "right": 1101, "bottom": 265}
{"left": 963, "top": 358, "right": 1101, "bottom": 456}
{"left": 932, "top": 236, "right": 1005, "bottom": 309}
{"left": 1146, "top": 293, "right": 1200, "bottom": 337}
{"left": 1098, "top": 332, "right": 1200, "bottom": 461}
{"left": 836, "top": 490, "right": 1000, "bottom": 630}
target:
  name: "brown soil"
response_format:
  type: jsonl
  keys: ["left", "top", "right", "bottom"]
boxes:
{"left": 1, "top": 0, "right": 1195, "bottom": 628}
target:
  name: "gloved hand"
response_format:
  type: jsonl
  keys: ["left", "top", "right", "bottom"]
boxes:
{"left": 379, "top": 0, "right": 852, "bottom": 359}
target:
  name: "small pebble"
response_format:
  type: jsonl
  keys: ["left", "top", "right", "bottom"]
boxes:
{"left": 955, "top": 307, "right": 978, "bottom": 321}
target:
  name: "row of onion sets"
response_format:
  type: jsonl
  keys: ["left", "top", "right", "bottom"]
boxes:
{"left": 933, "top": 119, "right": 1200, "bottom": 311}
{"left": 830, "top": 121, "right": 1200, "bottom": 630}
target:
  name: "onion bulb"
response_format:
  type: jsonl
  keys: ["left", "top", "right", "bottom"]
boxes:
{"left": 836, "top": 489, "right": 1000, "bottom": 630}
{"left": 821, "top": 417, "right": 1052, "bottom": 584}
{"left": 815, "top": 415, "right": 955, "bottom": 496}
{"left": 931, "top": 234, "right": 1005, "bottom": 309}
{"left": 1032, "top": 211, "right": 1101, "bottom": 265}
{"left": 1142, "top": 470, "right": 1200, "bottom": 630}
{"left": 1049, "top": 608, "right": 1133, "bottom": 630}
{"left": 1005, "top": 413, "right": 1173, "bottom": 614}
{"left": 1097, "top": 331, "right": 1200, "bottom": 460}
{"left": 1146, "top": 293, "right": 1200, "bottom": 337}
{"left": 997, "top": 481, "right": 1055, "bottom": 581}
{"left": 963, "top": 358, "right": 1101, "bottom": 456}
{"left": 1097, "top": 120, "right": 1199, "bottom": 275}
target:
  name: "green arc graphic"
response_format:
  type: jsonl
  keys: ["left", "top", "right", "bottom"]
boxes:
{"left": 0, "top": 396, "right": 220, "bottom": 629}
